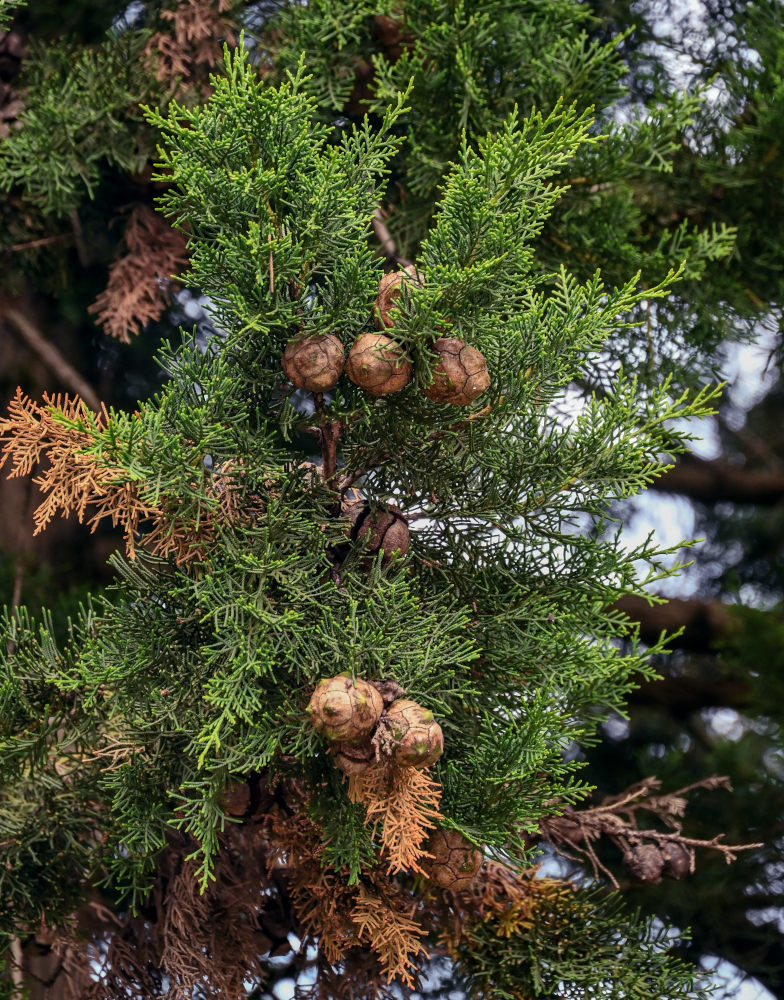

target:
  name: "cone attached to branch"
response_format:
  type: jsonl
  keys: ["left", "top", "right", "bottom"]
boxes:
{"left": 343, "top": 501, "right": 410, "bottom": 567}
{"left": 373, "top": 264, "right": 424, "bottom": 329}
{"left": 307, "top": 675, "right": 384, "bottom": 743}
{"left": 623, "top": 843, "right": 664, "bottom": 884}
{"left": 424, "top": 828, "right": 483, "bottom": 890}
{"left": 357, "top": 505, "right": 410, "bottom": 566}
{"left": 282, "top": 333, "right": 344, "bottom": 392}
{"left": 346, "top": 333, "right": 412, "bottom": 396}
{"left": 331, "top": 737, "right": 376, "bottom": 775}
{"left": 383, "top": 698, "right": 444, "bottom": 768}
{"left": 423, "top": 337, "right": 489, "bottom": 405}
{"left": 661, "top": 841, "right": 692, "bottom": 880}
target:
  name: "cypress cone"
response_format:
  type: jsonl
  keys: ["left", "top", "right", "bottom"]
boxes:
{"left": 343, "top": 501, "right": 410, "bottom": 567}
{"left": 384, "top": 698, "right": 444, "bottom": 767}
{"left": 423, "top": 336, "right": 489, "bottom": 405}
{"left": 331, "top": 737, "right": 376, "bottom": 775}
{"left": 307, "top": 675, "right": 383, "bottom": 743}
{"left": 281, "top": 333, "right": 344, "bottom": 392}
{"left": 346, "top": 332, "right": 412, "bottom": 396}
{"left": 425, "top": 828, "right": 483, "bottom": 889}
{"left": 623, "top": 843, "right": 664, "bottom": 884}
{"left": 661, "top": 841, "right": 692, "bottom": 880}
{"left": 373, "top": 263, "right": 424, "bottom": 329}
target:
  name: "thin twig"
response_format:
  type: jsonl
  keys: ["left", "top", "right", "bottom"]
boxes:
{"left": 9, "top": 936, "right": 23, "bottom": 999}
{"left": 3, "top": 233, "right": 72, "bottom": 253}
{"left": 372, "top": 207, "right": 411, "bottom": 267}
{"left": 314, "top": 393, "right": 342, "bottom": 489}
{"left": 2, "top": 305, "right": 102, "bottom": 411}
{"left": 540, "top": 775, "right": 761, "bottom": 886}
{"left": 69, "top": 210, "right": 90, "bottom": 267}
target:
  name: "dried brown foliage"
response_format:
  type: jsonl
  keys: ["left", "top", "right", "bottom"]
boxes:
{"left": 268, "top": 805, "right": 429, "bottom": 988}
{"left": 348, "top": 761, "right": 443, "bottom": 875}
{"left": 0, "top": 390, "right": 248, "bottom": 563}
{"left": 157, "top": 850, "right": 269, "bottom": 999}
{"left": 434, "top": 860, "right": 575, "bottom": 955}
{"left": 351, "top": 882, "right": 428, "bottom": 987}
{"left": 12, "top": 775, "right": 585, "bottom": 999}
{"left": 143, "top": 457, "right": 249, "bottom": 565}
{"left": 268, "top": 810, "right": 360, "bottom": 964}
{"left": 539, "top": 775, "right": 763, "bottom": 887}
{"left": 145, "top": 0, "right": 236, "bottom": 91}
{"left": 89, "top": 205, "right": 188, "bottom": 343}
{"left": 0, "top": 390, "right": 151, "bottom": 554}
{"left": 46, "top": 827, "right": 273, "bottom": 1000}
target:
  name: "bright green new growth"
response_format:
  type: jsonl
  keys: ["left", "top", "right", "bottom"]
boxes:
{"left": 265, "top": 0, "right": 737, "bottom": 388}
{"left": 0, "top": 42, "right": 720, "bottom": 997}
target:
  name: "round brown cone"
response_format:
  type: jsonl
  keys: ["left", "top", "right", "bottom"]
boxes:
{"left": 425, "top": 829, "right": 482, "bottom": 890}
{"left": 424, "top": 337, "right": 489, "bottom": 405}
{"left": 661, "top": 841, "right": 692, "bottom": 879}
{"left": 331, "top": 738, "right": 376, "bottom": 775}
{"left": 623, "top": 843, "right": 664, "bottom": 884}
{"left": 356, "top": 505, "right": 410, "bottom": 567}
{"left": 346, "top": 333, "right": 412, "bottom": 396}
{"left": 281, "top": 334, "right": 344, "bottom": 392}
{"left": 373, "top": 264, "right": 424, "bottom": 329}
{"left": 306, "top": 675, "right": 383, "bottom": 743}
{"left": 384, "top": 698, "right": 444, "bottom": 767}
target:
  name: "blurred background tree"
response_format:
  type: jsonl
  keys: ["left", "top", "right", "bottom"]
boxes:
{"left": 0, "top": 0, "right": 782, "bottom": 996}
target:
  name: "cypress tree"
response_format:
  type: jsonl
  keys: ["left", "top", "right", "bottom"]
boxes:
{"left": 0, "top": 3, "right": 777, "bottom": 997}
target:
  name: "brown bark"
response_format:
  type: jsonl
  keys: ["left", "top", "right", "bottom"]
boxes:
{"left": 613, "top": 594, "right": 738, "bottom": 652}
{"left": 651, "top": 452, "right": 784, "bottom": 505}
{"left": 20, "top": 949, "right": 66, "bottom": 1000}
{"left": 615, "top": 595, "right": 753, "bottom": 714}
{"left": 628, "top": 671, "right": 752, "bottom": 716}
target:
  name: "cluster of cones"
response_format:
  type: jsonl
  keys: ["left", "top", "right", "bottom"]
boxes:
{"left": 622, "top": 840, "right": 691, "bottom": 883}
{"left": 306, "top": 674, "right": 482, "bottom": 890}
{"left": 306, "top": 675, "right": 443, "bottom": 773}
{"left": 282, "top": 266, "right": 490, "bottom": 406}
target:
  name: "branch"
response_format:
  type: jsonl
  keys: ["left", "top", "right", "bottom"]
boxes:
{"left": 9, "top": 937, "right": 23, "bottom": 1000}
{"left": 612, "top": 596, "right": 772, "bottom": 714}
{"left": 337, "top": 402, "right": 497, "bottom": 493}
{"left": 2, "top": 234, "right": 72, "bottom": 254}
{"left": 539, "top": 777, "right": 762, "bottom": 889}
{"left": 717, "top": 413, "right": 784, "bottom": 473}
{"left": 314, "top": 393, "right": 342, "bottom": 489}
{"left": 1, "top": 306, "right": 101, "bottom": 411}
{"left": 650, "top": 452, "right": 784, "bottom": 505}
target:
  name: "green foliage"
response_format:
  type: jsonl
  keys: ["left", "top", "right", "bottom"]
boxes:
{"left": 0, "top": 607, "right": 99, "bottom": 931}
{"left": 261, "top": 0, "right": 747, "bottom": 387}
{"left": 0, "top": 31, "right": 156, "bottom": 214}
{"left": 456, "top": 887, "right": 710, "bottom": 999}
{"left": 0, "top": 37, "right": 728, "bottom": 996}
{"left": 267, "top": 0, "right": 395, "bottom": 112}
{"left": 439, "top": 694, "right": 587, "bottom": 858}
{"left": 306, "top": 765, "right": 377, "bottom": 883}
{"left": 144, "top": 49, "right": 409, "bottom": 343}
